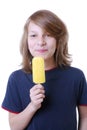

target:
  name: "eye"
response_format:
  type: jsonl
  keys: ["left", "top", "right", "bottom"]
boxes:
{"left": 30, "top": 34, "right": 37, "bottom": 37}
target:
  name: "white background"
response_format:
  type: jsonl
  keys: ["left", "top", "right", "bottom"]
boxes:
{"left": 0, "top": 0, "right": 87, "bottom": 129}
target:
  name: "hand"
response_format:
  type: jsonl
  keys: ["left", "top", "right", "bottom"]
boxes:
{"left": 30, "top": 84, "right": 45, "bottom": 111}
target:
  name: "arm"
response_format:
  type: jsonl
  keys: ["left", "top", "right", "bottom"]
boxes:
{"left": 78, "top": 106, "right": 87, "bottom": 130}
{"left": 9, "top": 102, "right": 37, "bottom": 130}
{"left": 9, "top": 84, "right": 45, "bottom": 130}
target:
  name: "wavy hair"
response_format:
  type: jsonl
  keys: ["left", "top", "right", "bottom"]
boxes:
{"left": 20, "top": 10, "right": 72, "bottom": 73}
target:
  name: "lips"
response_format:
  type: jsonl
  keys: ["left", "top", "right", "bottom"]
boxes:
{"left": 36, "top": 49, "right": 48, "bottom": 53}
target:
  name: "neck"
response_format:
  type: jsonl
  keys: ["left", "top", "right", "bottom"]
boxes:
{"left": 44, "top": 58, "right": 56, "bottom": 70}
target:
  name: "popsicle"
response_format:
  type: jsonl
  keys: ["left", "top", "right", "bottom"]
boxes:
{"left": 32, "top": 57, "right": 45, "bottom": 84}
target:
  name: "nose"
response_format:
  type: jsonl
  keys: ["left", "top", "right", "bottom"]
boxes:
{"left": 37, "top": 36, "right": 46, "bottom": 46}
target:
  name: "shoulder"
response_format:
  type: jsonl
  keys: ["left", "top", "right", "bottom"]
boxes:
{"left": 67, "top": 67, "right": 87, "bottom": 86}
{"left": 58, "top": 66, "right": 87, "bottom": 82}
{"left": 7, "top": 69, "right": 33, "bottom": 89}
{"left": 11, "top": 69, "right": 24, "bottom": 75}
{"left": 66, "top": 66, "right": 85, "bottom": 77}
{"left": 8, "top": 69, "right": 30, "bottom": 81}
{"left": 9, "top": 69, "right": 24, "bottom": 78}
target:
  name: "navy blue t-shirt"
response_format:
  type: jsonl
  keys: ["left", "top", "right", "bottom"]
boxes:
{"left": 2, "top": 67, "right": 87, "bottom": 130}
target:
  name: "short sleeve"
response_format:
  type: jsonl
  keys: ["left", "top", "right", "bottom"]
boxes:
{"left": 2, "top": 72, "right": 22, "bottom": 113}
{"left": 77, "top": 72, "right": 87, "bottom": 105}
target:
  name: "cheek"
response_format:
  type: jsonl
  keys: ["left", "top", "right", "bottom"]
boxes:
{"left": 28, "top": 40, "right": 33, "bottom": 50}
{"left": 48, "top": 44, "right": 56, "bottom": 56}
{"left": 51, "top": 41, "right": 56, "bottom": 53}
{"left": 28, "top": 41, "right": 34, "bottom": 56}
{"left": 51, "top": 47, "right": 56, "bottom": 54}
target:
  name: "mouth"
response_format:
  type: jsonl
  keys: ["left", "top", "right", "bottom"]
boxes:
{"left": 36, "top": 49, "right": 48, "bottom": 53}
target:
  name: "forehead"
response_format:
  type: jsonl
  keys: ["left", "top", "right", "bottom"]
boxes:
{"left": 28, "top": 21, "right": 48, "bottom": 32}
{"left": 28, "top": 21, "right": 44, "bottom": 32}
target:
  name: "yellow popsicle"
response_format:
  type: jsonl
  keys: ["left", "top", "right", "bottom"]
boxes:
{"left": 32, "top": 57, "right": 45, "bottom": 84}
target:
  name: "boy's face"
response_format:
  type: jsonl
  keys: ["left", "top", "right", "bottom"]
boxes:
{"left": 28, "top": 21, "right": 56, "bottom": 61}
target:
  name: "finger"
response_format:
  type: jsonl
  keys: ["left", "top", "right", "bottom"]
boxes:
{"left": 30, "top": 86, "right": 45, "bottom": 95}
{"left": 35, "top": 93, "right": 45, "bottom": 99}
{"left": 30, "top": 84, "right": 44, "bottom": 92}
{"left": 33, "top": 98, "right": 44, "bottom": 104}
{"left": 30, "top": 89, "right": 45, "bottom": 99}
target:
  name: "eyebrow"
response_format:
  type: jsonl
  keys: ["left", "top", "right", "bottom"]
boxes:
{"left": 29, "top": 31, "right": 38, "bottom": 33}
